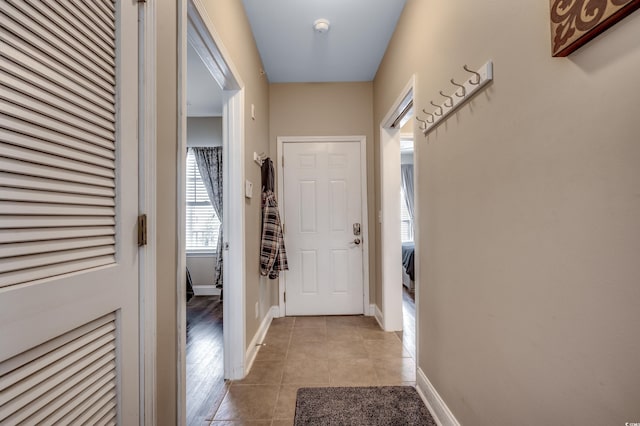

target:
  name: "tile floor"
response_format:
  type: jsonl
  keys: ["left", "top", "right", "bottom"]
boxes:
{"left": 204, "top": 315, "right": 416, "bottom": 425}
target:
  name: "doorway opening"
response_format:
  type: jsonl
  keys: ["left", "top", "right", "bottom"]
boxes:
{"left": 399, "top": 128, "right": 416, "bottom": 358}
{"left": 178, "top": 0, "right": 246, "bottom": 423}
{"left": 184, "top": 39, "right": 226, "bottom": 424}
{"left": 379, "top": 75, "right": 418, "bottom": 361}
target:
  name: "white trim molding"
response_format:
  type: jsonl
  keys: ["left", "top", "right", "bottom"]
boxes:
{"left": 222, "top": 88, "right": 246, "bottom": 381}
{"left": 187, "top": 0, "right": 243, "bottom": 90}
{"left": 138, "top": 0, "right": 157, "bottom": 424}
{"left": 177, "top": 1, "right": 189, "bottom": 424}
{"left": 276, "top": 135, "right": 370, "bottom": 318}
{"left": 271, "top": 304, "right": 282, "bottom": 318}
{"left": 374, "top": 304, "right": 384, "bottom": 328}
{"left": 416, "top": 368, "right": 461, "bottom": 426}
{"left": 244, "top": 306, "right": 277, "bottom": 373}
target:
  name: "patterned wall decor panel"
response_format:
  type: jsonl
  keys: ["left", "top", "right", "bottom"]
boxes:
{"left": 550, "top": 0, "right": 640, "bottom": 56}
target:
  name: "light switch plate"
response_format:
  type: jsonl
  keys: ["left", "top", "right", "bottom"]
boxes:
{"left": 245, "top": 180, "right": 253, "bottom": 198}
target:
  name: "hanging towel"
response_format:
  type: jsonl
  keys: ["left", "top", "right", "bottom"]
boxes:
{"left": 260, "top": 158, "right": 288, "bottom": 279}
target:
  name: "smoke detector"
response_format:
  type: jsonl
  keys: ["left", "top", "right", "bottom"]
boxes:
{"left": 313, "top": 19, "right": 330, "bottom": 34}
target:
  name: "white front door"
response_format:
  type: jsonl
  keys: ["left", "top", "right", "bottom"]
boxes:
{"left": 282, "top": 140, "right": 364, "bottom": 316}
{"left": 0, "top": 0, "right": 140, "bottom": 423}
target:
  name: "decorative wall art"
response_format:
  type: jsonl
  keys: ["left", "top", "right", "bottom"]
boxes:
{"left": 550, "top": 0, "right": 640, "bottom": 56}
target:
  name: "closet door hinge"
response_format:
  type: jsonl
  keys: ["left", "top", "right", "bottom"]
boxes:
{"left": 284, "top": 292, "right": 286, "bottom": 303}
{"left": 281, "top": 156, "right": 284, "bottom": 167}
{"left": 138, "top": 214, "right": 147, "bottom": 246}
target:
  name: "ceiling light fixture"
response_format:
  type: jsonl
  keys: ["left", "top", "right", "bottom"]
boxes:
{"left": 313, "top": 18, "right": 330, "bottom": 34}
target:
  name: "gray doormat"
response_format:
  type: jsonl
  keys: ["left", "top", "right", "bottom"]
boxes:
{"left": 294, "top": 386, "right": 437, "bottom": 426}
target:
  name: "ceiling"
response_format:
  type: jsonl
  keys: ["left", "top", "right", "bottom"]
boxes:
{"left": 187, "top": 43, "right": 224, "bottom": 117}
{"left": 242, "top": 0, "right": 407, "bottom": 83}
{"left": 186, "top": 1, "right": 407, "bottom": 114}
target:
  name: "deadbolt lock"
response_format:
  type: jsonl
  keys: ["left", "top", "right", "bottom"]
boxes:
{"left": 353, "top": 222, "right": 361, "bottom": 236}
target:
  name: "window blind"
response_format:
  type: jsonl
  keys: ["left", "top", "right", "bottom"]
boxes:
{"left": 400, "top": 187, "right": 413, "bottom": 242}
{"left": 186, "top": 150, "right": 220, "bottom": 252}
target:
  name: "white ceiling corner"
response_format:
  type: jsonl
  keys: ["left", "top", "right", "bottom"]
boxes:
{"left": 242, "top": 0, "right": 407, "bottom": 83}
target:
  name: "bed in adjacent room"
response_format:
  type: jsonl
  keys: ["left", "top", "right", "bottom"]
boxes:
{"left": 402, "top": 242, "right": 415, "bottom": 291}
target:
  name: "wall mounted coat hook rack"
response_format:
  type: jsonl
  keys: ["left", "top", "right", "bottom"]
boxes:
{"left": 421, "top": 60, "right": 493, "bottom": 136}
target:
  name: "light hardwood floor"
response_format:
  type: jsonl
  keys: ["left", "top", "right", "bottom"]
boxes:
{"left": 186, "top": 296, "right": 227, "bottom": 425}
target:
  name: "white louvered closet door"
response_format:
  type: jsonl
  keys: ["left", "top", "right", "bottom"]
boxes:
{"left": 0, "top": 0, "right": 140, "bottom": 424}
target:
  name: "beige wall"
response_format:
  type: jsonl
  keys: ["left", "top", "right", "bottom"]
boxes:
{"left": 186, "top": 256, "right": 217, "bottom": 286}
{"left": 155, "top": 1, "right": 270, "bottom": 423}
{"left": 187, "top": 116, "right": 222, "bottom": 147}
{"left": 374, "top": 1, "right": 640, "bottom": 425}
{"left": 269, "top": 82, "right": 376, "bottom": 303}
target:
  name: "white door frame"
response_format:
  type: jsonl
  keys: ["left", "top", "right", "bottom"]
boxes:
{"left": 139, "top": 1, "right": 158, "bottom": 424}
{"left": 177, "top": 0, "right": 247, "bottom": 424}
{"left": 379, "top": 76, "right": 415, "bottom": 332}
{"left": 276, "top": 136, "right": 370, "bottom": 317}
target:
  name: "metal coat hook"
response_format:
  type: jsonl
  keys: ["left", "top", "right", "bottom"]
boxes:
{"left": 430, "top": 101, "right": 443, "bottom": 116}
{"left": 463, "top": 65, "right": 481, "bottom": 85}
{"left": 439, "top": 91, "right": 454, "bottom": 108}
{"left": 450, "top": 78, "right": 466, "bottom": 97}
{"left": 254, "top": 152, "right": 267, "bottom": 166}
{"left": 415, "top": 116, "right": 428, "bottom": 129}
{"left": 422, "top": 109, "right": 435, "bottom": 123}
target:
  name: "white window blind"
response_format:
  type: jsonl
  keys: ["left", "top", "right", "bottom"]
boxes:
{"left": 400, "top": 187, "right": 413, "bottom": 242}
{"left": 186, "top": 150, "right": 220, "bottom": 252}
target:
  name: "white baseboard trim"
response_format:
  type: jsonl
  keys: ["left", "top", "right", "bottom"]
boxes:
{"left": 415, "top": 367, "right": 460, "bottom": 426}
{"left": 244, "top": 305, "right": 277, "bottom": 375}
{"left": 270, "top": 305, "right": 281, "bottom": 318}
{"left": 374, "top": 304, "right": 384, "bottom": 328}
{"left": 192, "top": 285, "right": 221, "bottom": 296}
{"left": 367, "top": 303, "right": 375, "bottom": 317}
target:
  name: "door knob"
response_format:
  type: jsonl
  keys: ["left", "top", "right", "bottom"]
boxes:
{"left": 353, "top": 238, "right": 361, "bottom": 245}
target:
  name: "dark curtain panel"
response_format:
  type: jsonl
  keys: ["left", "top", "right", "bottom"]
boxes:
{"left": 401, "top": 164, "right": 415, "bottom": 228}
{"left": 192, "top": 147, "right": 224, "bottom": 287}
